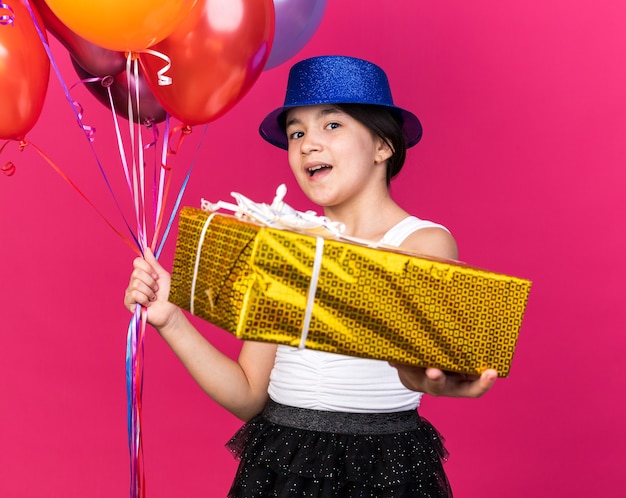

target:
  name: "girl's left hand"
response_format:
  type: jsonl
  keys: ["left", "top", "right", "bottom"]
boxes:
{"left": 389, "top": 364, "right": 498, "bottom": 398}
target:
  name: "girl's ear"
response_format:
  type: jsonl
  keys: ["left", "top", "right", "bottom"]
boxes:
{"left": 374, "top": 139, "right": 393, "bottom": 164}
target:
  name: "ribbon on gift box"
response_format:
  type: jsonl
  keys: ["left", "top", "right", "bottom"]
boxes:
{"left": 192, "top": 185, "right": 334, "bottom": 348}
{"left": 200, "top": 184, "right": 346, "bottom": 236}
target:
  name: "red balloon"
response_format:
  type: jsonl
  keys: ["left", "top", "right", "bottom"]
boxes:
{"left": 71, "top": 58, "right": 167, "bottom": 125}
{"left": 0, "top": 0, "right": 50, "bottom": 140}
{"left": 139, "top": 0, "right": 274, "bottom": 126}
{"left": 30, "top": 0, "right": 126, "bottom": 77}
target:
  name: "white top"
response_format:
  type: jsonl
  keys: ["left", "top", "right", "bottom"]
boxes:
{"left": 268, "top": 216, "right": 449, "bottom": 413}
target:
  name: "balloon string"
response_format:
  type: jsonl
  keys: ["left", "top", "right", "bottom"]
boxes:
{"left": 69, "top": 76, "right": 105, "bottom": 141}
{"left": 132, "top": 59, "right": 148, "bottom": 249}
{"left": 152, "top": 117, "right": 171, "bottom": 246}
{"left": 155, "top": 124, "right": 209, "bottom": 258}
{"left": 68, "top": 75, "right": 100, "bottom": 141}
{"left": 23, "top": 0, "right": 141, "bottom": 254}
{"left": 125, "top": 311, "right": 136, "bottom": 494}
{"left": 136, "top": 307, "right": 147, "bottom": 498}
{"left": 150, "top": 167, "right": 173, "bottom": 251}
{"left": 122, "top": 56, "right": 145, "bottom": 248}
{"left": 0, "top": 3, "right": 14, "bottom": 25}
{"left": 126, "top": 307, "right": 146, "bottom": 498}
{"left": 105, "top": 79, "right": 146, "bottom": 254}
{"left": 99, "top": 59, "right": 171, "bottom": 498}
{"left": 115, "top": 60, "right": 168, "bottom": 498}
{"left": 150, "top": 122, "right": 192, "bottom": 251}
{"left": 150, "top": 117, "right": 169, "bottom": 251}
{"left": 105, "top": 87, "right": 133, "bottom": 201}
{"left": 71, "top": 100, "right": 96, "bottom": 142}
{"left": 1, "top": 140, "right": 18, "bottom": 176}
{"left": 168, "top": 124, "right": 193, "bottom": 155}
{"left": 138, "top": 49, "right": 173, "bottom": 86}
{"left": 22, "top": 140, "right": 141, "bottom": 256}
{"left": 1, "top": 161, "right": 16, "bottom": 176}
{"left": 122, "top": 55, "right": 143, "bottom": 246}
{"left": 146, "top": 124, "right": 160, "bottom": 247}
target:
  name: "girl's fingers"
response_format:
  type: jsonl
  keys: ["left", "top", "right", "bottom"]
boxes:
{"left": 133, "top": 256, "right": 158, "bottom": 279}
{"left": 124, "top": 269, "right": 160, "bottom": 311}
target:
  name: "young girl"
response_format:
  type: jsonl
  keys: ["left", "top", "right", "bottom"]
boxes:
{"left": 125, "top": 55, "right": 497, "bottom": 497}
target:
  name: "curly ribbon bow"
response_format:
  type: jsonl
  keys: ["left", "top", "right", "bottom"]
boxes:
{"left": 0, "top": 3, "right": 14, "bottom": 25}
{"left": 201, "top": 184, "right": 346, "bottom": 236}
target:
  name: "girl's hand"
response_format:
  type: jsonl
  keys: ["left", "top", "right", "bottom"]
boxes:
{"left": 124, "top": 247, "right": 180, "bottom": 331}
{"left": 389, "top": 364, "right": 497, "bottom": 398}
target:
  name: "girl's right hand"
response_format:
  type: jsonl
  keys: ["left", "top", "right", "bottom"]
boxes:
{"left": 124, "top": 247, "right": 180, "bottom": 331}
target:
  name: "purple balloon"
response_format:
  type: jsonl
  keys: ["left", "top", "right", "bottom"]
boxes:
{"left": 265, "top": 0, "right": 328, "bottom": 70}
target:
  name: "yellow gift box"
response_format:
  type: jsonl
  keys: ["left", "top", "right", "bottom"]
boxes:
{"left": 169, "top": 207, "right": 531, "bottom": 377}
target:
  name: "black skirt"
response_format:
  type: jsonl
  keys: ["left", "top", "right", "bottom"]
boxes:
{"left": 226, "top": 400, "right": 452, "bottom": 497}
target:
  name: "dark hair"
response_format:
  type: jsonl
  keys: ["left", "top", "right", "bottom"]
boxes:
{"left": 337, "top": 104, "right": 407, "bottom": 185}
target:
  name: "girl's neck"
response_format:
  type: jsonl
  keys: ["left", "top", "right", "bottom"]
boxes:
{"left": 324, "top": 193, "right": 409, "bottom": 242}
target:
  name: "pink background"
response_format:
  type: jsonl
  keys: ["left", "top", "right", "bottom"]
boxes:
{"left": 1, "top": 1, "right": 625, "bottom": 496}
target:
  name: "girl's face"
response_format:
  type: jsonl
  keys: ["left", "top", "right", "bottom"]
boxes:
{"left": 285, "top": 105, "right": 391, "bottom": 209}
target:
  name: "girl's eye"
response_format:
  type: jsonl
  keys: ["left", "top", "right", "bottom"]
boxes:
{"left": 325, "top": 122, "right": 340, "bottom": 130}
{"left": 288, "top": 130, "right": 304, "bottom": 140}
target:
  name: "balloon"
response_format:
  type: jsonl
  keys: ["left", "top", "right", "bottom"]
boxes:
{"left": 71, "top": 58, "right": 167, "bottom": 125}
{"left": 43, "top": 0, "right": 196, "bottom": 52}
{"left": 140, "top": 0, "right": 274, "bottom": 126}
{"left": 0, "top": 0, "right": 50, "bottom": 140}
{"left": 30, "top": 0, "right": 125, "bottom": 77}
{"left": 265, "top": 0, "right": 327, "bottom": 70}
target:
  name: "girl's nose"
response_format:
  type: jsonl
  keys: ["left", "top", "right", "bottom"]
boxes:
{"left": 300, "top": 131, "right": 322, "bottom": 154}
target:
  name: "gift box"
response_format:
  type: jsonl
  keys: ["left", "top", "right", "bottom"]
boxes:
{"left": 169, "top": 205, "right": 531, "bottom": 377}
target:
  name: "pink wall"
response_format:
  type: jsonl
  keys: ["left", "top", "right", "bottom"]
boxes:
{"left": 1, "top": 1, "right": 625, "bottom": 496}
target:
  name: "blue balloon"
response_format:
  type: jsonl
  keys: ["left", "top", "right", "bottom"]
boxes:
{"left": 265, "top": 0, "right": 328, "bottom": 70}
